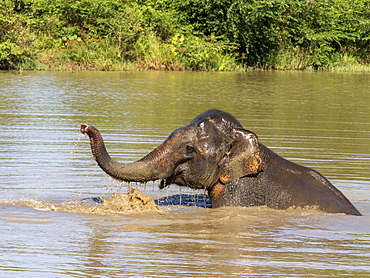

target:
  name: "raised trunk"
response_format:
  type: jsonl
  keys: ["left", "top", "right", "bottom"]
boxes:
{"left": 81, "top": 124, "right": 171, "bottom": 182}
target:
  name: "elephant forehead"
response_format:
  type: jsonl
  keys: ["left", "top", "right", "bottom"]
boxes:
{"left": 196, "top": 120, "right": 225, "bottom": 137}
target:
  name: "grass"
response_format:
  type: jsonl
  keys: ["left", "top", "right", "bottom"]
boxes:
{"left": 6, "top": 37, "right": 370, "bottom": 72}
{"left": 263, "top": 47, "right": 370, "bottom": 72}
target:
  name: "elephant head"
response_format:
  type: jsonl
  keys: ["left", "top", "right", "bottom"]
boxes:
{"left": 81, "top": 109, "right": 262, "bottom": 200}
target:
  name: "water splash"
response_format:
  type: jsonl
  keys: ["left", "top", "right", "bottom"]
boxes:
{"left": 70, "top": 133, "right": 85, "bottom": 157}
{"left": 2, "top": 186, "right": 161, "bottom": 214}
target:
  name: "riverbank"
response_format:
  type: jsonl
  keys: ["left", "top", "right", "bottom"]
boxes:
{"left": 12, "top": 55, "right": 370, "bottom": 72}
{"left": 9, "top": 44, "right": 370, "bottom": 72}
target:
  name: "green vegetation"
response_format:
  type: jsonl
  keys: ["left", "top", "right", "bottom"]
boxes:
{"left": 1, "top": 0, "right": 369, "bottom": 71}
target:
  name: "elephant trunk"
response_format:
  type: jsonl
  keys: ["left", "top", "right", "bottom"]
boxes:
{"left": 80, "top": 124, "right": 173, "bottom": 183}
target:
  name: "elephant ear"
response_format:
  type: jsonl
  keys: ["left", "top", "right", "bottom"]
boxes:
{"left": 219, "top": 128, "right": 262, "bottom": 184}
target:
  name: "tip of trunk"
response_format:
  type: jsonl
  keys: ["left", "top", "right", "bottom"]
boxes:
{"left": 80, "top": 123, "right": 91, "bottom": 134}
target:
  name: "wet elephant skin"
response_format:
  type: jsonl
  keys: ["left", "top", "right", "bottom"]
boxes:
{"left": 81, "top": 109, "right": 361, "bottom": 215}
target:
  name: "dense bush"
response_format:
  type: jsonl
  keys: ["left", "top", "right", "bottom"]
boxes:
{"left": 168, "top": 0, "right": 370, "bottom": 69}
{"left": 0, "top": 0, "right": 369, "bottom": 70}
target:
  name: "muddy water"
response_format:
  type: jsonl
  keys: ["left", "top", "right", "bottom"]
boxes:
{"left": 0, "top": 71, "right": 369, "bottom": 277}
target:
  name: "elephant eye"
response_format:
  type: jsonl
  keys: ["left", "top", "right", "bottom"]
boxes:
{"left": 185, "top": 145, "right": 195, "bottom": 155}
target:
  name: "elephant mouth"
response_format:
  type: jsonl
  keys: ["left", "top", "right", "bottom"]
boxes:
{"left": 159, "top": 173, "right": 186, "bottom": 189}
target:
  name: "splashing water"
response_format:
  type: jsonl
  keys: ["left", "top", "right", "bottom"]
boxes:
{"left": 70, "top": 133, "right": 85, "bottom": 158}
{"left": 1, "top": 186, "right": 161, "bottom": 214}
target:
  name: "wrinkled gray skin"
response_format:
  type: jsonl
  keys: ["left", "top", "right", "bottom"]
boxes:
{"left": 81, "top": 109, "right": 361, "bottom": 215}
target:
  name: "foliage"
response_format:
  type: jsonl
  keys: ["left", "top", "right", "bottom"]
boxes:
{"left": 167, "top": 0, "right": 370, "bottom": 69}
{"left": 0, "top": 0, "right": 369, "bottom": 70}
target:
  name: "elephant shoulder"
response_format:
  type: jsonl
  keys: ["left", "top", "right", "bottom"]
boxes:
{"left": 258, "top": 144, "right": 303, "bottom": 173}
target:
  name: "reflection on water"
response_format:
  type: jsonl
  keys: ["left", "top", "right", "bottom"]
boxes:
{"left": 0, "top": 71, "right": 369, "bottom": 277}
{"left": 155, "top": 193, "right": 211, "bottom": 208}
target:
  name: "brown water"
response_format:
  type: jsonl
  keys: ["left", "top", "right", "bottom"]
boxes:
{"left": 0, "top": 71, "right": 369, "bottom": 277}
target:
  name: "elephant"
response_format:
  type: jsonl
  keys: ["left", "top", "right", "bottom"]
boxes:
{"left": 80, "top": 109, "right": 361, "bottom": 215}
